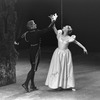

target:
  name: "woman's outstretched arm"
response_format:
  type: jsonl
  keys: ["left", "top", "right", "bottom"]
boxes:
{"left": 53, "top": 24, "right": 58, "bottom": 35}
{"left": 50, "top": 13, "right": 58, "bottom": 35}
{"left": 74, "top": 40, "right": 88, "bottom": 54}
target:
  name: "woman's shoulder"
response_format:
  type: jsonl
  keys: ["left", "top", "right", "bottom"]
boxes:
{"left": 71, "top": 35, "right": 76, "bottom": 39}
{"left": 56, "top": 30, "right": 61, "bottom": 38}
{"left": 68, "top": 35, "right": 76, "bottom": 42}
{"left": 58, "top": 30, "right": 62, "bottom": 34}
{"left": 57, "top": 30, "right": 62, "bottom": 36}
{"left": 57, "top": 29, "right": 62, "bottom": 35}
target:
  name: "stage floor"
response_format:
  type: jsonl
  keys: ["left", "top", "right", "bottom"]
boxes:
{"left": 0, "top": 47, "right": 100, "bottom": 100}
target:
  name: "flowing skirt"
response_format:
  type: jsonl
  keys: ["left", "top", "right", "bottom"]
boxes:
{"left": 45, "top": 48, "right": 75, "bottom": 89}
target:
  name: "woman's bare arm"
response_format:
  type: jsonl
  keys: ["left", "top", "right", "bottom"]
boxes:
{"left": 74, "top": 40, "right": 88, "bottom": 54}
{"left": 53, "top": 24, "right": 58, "bottom": 35}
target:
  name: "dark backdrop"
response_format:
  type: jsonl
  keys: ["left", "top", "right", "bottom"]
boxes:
{"left": 16, "top": 0, "right": 100, "bottom": 53}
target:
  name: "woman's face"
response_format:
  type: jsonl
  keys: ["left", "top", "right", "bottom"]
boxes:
{"left": 62, "top": 26, "right": 72, "bottom": 35}
{"left": 62, "top": 26, "right": 69, "bottom": 35}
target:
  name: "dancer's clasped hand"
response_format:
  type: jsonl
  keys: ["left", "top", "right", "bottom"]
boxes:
{"left": 49, "top": 13, "right": 58, "bottom": 21}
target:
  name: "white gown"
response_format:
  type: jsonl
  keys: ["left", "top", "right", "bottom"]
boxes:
{"left": 45, "top": 30, "right": 76, "bottom": 89}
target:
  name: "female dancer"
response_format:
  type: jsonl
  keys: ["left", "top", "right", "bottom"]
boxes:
{"left": 45, "top": 14, "right": 88, "bottom": 91}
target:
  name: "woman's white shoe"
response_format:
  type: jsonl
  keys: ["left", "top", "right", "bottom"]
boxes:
{"left": 72, "top": 89, "right": 76, "bottom": 91}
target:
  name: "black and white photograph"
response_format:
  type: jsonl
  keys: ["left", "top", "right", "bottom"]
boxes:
{"left": 0, "top": 0, "right": 100, "bottom": 100}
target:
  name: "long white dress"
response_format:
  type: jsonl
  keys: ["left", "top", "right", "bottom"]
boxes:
{"left": 45, "top": 30, "right": 76, "bottom": 89}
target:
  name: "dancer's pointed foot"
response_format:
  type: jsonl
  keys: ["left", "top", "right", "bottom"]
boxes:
{"left": 30, "top": 85, "right": 38, "bottom": 91}
{"left": 22, "top": 83, "right": 29, "bottom": 92}
{"left": 72, "top": 88, "right": 76, "bottom": 91}
{"left": 66, "top": 87, "right": 76, "bottom": 91}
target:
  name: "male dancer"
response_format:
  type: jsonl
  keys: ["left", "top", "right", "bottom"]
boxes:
{"left": 15, "top": 13, "right": 58, "bottom": 92}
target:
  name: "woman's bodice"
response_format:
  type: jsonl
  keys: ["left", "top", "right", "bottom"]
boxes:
{"left": 57, "top": 36, "right": 69, "bottom": 50}
{"left": 57, "top": 30, "right": 76, "bottom": 50}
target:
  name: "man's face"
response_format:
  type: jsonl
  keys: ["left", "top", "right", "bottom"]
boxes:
{"left": 31, "top": 23, "right": 37, "bottom": 29}
{"left": 27, "top": 20, "right": 37, "bottom": 30}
